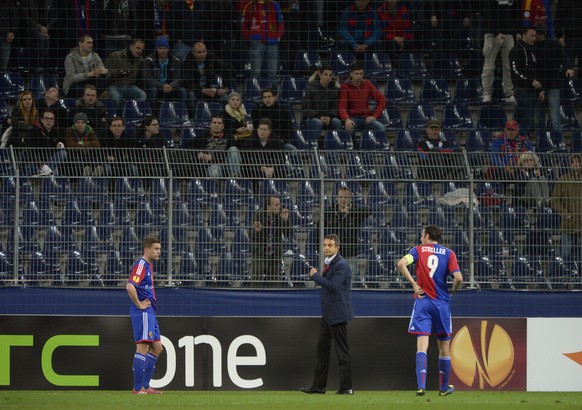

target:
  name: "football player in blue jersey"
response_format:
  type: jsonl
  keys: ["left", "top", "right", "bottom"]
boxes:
{"left": 397, "top": 225, "right": 463, "bottom": 397}
{"left": 126, "top": 235, "right": 164, "bottom": 395}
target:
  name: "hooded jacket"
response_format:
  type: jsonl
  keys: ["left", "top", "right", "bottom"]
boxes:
{"left": 303, "top": 71, "right": 340, "bottom": 120}
{"left": 338, "top": 78, "right": 386, "bottom": 121}
{"left": 510, "top": 39, "right": 539, "bottom": 90}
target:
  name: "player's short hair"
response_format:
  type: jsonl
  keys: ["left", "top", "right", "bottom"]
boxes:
{"left": 324, "top": 233, "right": 341, "bottom": 248}
{"left": 143, "top": 235, "right": 161, "bottom": 249}
{"left": 424, "top": 225, "right": 442, "bottom": 242}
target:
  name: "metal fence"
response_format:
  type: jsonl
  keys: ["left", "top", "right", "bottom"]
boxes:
{"left": 1, "top": 146, "right": 581, "bottom": 290}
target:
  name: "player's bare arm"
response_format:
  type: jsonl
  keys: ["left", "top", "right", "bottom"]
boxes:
{"left": 396, "top": 256, "right": 424, "bottom": 297}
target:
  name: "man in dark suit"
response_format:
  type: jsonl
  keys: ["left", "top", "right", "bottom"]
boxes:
{"left": 300, "top": 234, "right": 354, "bottom": 395}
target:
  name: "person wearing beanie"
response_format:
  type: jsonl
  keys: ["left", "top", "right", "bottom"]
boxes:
{"left": 65, "top": 110, "right": 102, "bottom": 177}
{"left": 144, "top": 36, "right": 187, "bottom": 112}
{"left": 221, "top": 91, "right": 252, "bottom": 147}
{"left": 104, "top": 39, "right": 147, "bottom": 109}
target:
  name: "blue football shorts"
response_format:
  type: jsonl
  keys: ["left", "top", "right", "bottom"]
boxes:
{"left": 130, "top": 308, "right": 160, "bottom": 343}
{"left": 408, "top": 297, "right": 452, "bottom": 340}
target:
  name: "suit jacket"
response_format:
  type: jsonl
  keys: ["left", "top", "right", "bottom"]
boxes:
{"left": 311, "top": 255, "right": 354, "bottom": 325}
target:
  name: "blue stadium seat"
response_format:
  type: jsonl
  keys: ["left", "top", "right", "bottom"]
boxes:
{"left": 180, "top": 127, "right": 204, "bottom": 149}
{"left": 466, "top": 129, "right": 491, "bottom": 152}
{"left": 397, "top": 52, "right": 430, "bottom": 79}
{"left": 115, "top": 177, "right": 146, "bottom": 205}
{"left": 122, "top": 100, "right": 152, "bottom": 128}
{"left": 562, "top": 78, "right": 581, "bottom": 105}
{"left": 420, "top": 78, "right": 452, "bottom": 105}
{"left": 194, "top": 101, "right": 222, "bottom": 128}
{"left": 279, "top": 77, "right": 307, "bottom": 105}
{"left": 572, "top": 130, "right": 582, "bottom": 153}
{"left": 159, "top": 101, "right": 191, "bottom": 128}
{"left": 406, "top": 104, "right": 437, "bottom": 129}
{"left": 453, "top": 78, "right": 484, "bottom": 106}
{"left": 379, "top": 106, "right": 403, "bottom": 130}
{"left": 560, "top": 103, "right": 580, "bottom": 129}
{"left": 0, "top": 72, "right": 25, "bottom": 100}
{"left": 224, "top": 178, "right": 254, "bottom": 210}
{"left": 159, "top": 127, "right": 175, "bottom": 148}
{"left": 384, "top": 78, "right": 416, "bottom": 105}
{"left": 477, "top": 105, "right": 507, "bottom": 130}
{"left": 290, "top": 129, "right": 318, "bottom": 150}
{"left": 29, "top": 72, "right": 59, "bottom": 100}
{"left": 367, "top": 180, "right": 397, "bottom": 211}
{"left": 62, "top": 198, "right": 90, "bottom": 228}
{"left": 537, "top": 131, "right": 567, "bottom": 153}
{"left": 324, "top": 129, "right": 354, "bottom": 150}
{"left": 176, "top": 251, "right": 200, "bottom": 283}
{"left": 395, "top": 129, "right": 421, "bottom": 151}
{"left": 431, "top": 52, "right": 464, "bottom": 80}
{"left": 104, "top": 249, "right": 125, "bottom": 284}
{"left": 360, "top": 129, "right": 390, "bottom": 150}
{"left": 442, "top": 103, "right": 474, "bottom": 130}
{"left": 294, "top": 51, "right": 322, "bottom": 76}
{"left": 328, "top": 51, "right": 356, "bottom": 78}
{"left": 0, "top": 98, "right": 9, "bottom": 124}
{"left": 187, "top": 179, "right": 220, "bottom": 207}
{"left": 242, "top": 77, "right": 271, "bottom": 105}
{"left": 364, "top": 51, "right": 393, "bottom": 81}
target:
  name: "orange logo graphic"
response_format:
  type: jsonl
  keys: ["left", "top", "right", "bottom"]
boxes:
{"left": 563, "top": 351, "right": 582, "bottom": 366}
{"left": 451, "top": 320, "right": 515, "bottom": 389}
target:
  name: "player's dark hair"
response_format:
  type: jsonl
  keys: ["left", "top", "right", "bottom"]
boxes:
{"left": 424, "top": 225, "right": 442, "bottom": 242}
{"left": 143, "top": 235, "right": 161, "bottom": 249}
{"left": 324, "top": 233, "right": 341, "bottom": 248}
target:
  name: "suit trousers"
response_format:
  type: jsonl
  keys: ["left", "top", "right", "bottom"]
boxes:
{"left": 311, "top": 319, "right": 352, "bottom": 390}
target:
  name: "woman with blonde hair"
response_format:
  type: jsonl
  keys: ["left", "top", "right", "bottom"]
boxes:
{"left": 221, "top": 91, "right": 253, "bottom": 147}
{"left": 516, "top": 151, "right": 551, "bottom": 208}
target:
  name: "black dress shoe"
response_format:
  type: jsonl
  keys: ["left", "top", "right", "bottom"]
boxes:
{"left": 335, "top": 388, "right": 354, "bottom": 395}
{"left": 299, "top": 386, "right": 326, "bottom": 394}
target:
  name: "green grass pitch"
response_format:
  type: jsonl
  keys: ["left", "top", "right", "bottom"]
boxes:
{"left": 1, "top": 391, "right": 582, "bottom": 409}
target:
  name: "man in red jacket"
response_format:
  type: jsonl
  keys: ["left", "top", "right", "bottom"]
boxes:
{"left": 338, "top": 61, "right": 386, "bottom": 140}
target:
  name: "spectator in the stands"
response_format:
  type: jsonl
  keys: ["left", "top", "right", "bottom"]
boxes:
{"left": 101, "top": 117, "right": 139, "bottom": 177}
{"left": 242, "top": 118, "right": 285, "bottom": 180}
{"left": 221, "top": 91, "right": 253, "bottom": 147}
{"left": 338, "top": 0, "right": 381, "bottom": 59}
{"left": 241, "top": 0, "right": 284, "bottom": 86}
{"left": 100, "top": 0, "right": 138, "bottom": 56}
{"left": 105, "top": 39, "right": 147, "bottom": 109}
{"left": 143, "top": 36, "right": 187, "bottom": 112}
{"left": 75, "top": 84, "right": 108, "bottom": 133}
{"left": 63, "top": 34, "right": 109, "bottom": 99}
{"left": 479, "top": 0, "right": 520, "bottom": 104}
{"left": 303, "top": 64, "right": 342, "bottom": 140}
{"left": 376, "top": 0, "right": 414, "bottom": 61}
{"left": 27, "top": 108, "right": 67, "bottom": 177}
{"left": 338, "top": 61, "right": 386, "bottom": 139}
{"left": 37, "top": 86, "right": 66, "bottom": 129}
{"left": 197, "top": 113, "right": 242, "bottom": 178}
{"left": 182, "top": 41, "right": 232, "bottom": 114}
{"left": 251, "top": 88, "right": 296, "bottom": 151}
{"left": 8, "top": 91, "right": 38, "bottom": 148}
{"left": 64, "top": 112, "right": 103, "bottom": 177}
{"left": 0, "top": 0, "right": 18, "bottom": 72}
{"left": 556, "top": 0, "right": 582, "bottom": 69}
{"left": 20, "top": 0, "right": 58, "bottom": 70}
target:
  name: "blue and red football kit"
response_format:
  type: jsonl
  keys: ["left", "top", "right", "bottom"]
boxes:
{"left": 406, "top": 244, "right": 460, "bottom": 339}
{"left": 128, "top": 258, "right": 160, "bottom": 343}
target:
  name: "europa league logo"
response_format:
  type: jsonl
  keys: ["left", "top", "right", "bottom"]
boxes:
{"left": 450, "top": 320, "right": 515, "bottom": 389}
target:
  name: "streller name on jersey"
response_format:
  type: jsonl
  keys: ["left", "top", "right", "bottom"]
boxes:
{"left": 421, "top": 246, "right": 446, "bottom": 255}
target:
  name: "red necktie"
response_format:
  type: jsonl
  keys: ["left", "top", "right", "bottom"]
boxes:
{"left": 324, "top": 264, "right": 329, "bottom": 273}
